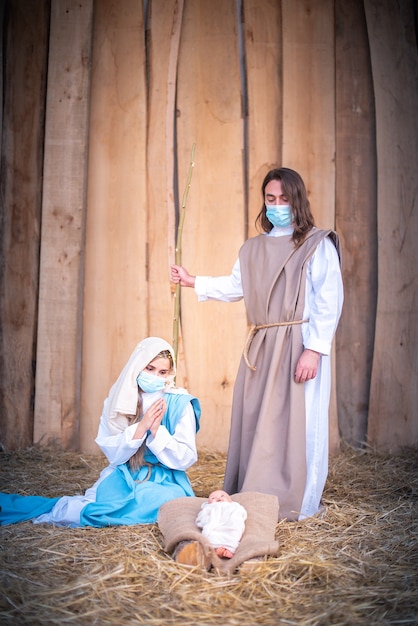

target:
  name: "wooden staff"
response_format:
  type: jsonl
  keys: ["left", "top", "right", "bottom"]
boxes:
{"left": 172, "top": 143, "right": 196, "bottom": 365}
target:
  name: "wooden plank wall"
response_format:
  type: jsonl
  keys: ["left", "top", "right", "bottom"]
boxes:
{"left": 33, "top": 0, "right": 93, "bottom": 449}
{"left": 146, "top": 0, "right": 185, "bottom": 363}
{"left": 335, "top": 0, "right": 377, "bottom": 446}
{"left": 1, "top": 0, "right": 417, "bottom": 454}
{"left": 244, "top": 0, "right": 282, "bottom": 237}
{"left": 176, "top": 0, "right": 247, "bottom": 449}
{"left": 0, "top": 0, "right": 49, "bottom": 449}
{"left": 364, "top": 0, "right": 418, "bottom": 451}
{"left": 80, "top": 0, "right": 148, "bottom": 452}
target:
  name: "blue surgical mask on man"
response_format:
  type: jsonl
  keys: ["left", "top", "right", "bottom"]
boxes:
{"left": 136, "top": 370, "right": 167, "bottom": 393}
{"left": 265, "top": 204, "right": 293, "bottom": 228}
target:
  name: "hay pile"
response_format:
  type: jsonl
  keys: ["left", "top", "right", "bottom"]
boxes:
{"left": 0, "top": 444, "right": 417, "bottom": 625}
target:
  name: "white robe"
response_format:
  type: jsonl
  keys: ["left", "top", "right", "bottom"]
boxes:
{"left": 196, "top": 501, "right": 247, "bottom": 553}
{"left": 194, "top": 227, "right": 343, "bottom": 520}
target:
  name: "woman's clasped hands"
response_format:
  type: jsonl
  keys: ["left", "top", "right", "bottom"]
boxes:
{"left": 134, "top": 398, "right": 167, "bottom": 440}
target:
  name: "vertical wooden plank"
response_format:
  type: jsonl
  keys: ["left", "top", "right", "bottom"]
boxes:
{"left": 33, "top": 0, "right": 92, "bottom": 449}
{"left": 80, "top": 0, "right": 147, "bottom": 453}
{"left": 281, "top": 0, "right": 335, "bottom": 226}
{"left": 0, "top": 0, "right": 49, "bottom": 449}
{"left": 146, "top": 0, "right": 184, "bottom": 345}
{"left": 0, "top": 0, "right": 3, "bottom": 146}
{"left": 281, "top": 0, "right": 339, "bottom": 453}
{"left": 243, "top": 0, "right": 282, "bottom": 237}
{"left": 335, "top": 0, "right": 377, "bottom": 447}
{"left": 365, "top": 0, "right": 418, "bottom": 451}
{"left": 176, "top": 0, "right": 247, "bottom": 452}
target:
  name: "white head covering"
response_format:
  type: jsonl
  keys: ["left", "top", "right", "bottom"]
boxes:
{"left": 102, "top": 337, "right": 175, "bottom": 433}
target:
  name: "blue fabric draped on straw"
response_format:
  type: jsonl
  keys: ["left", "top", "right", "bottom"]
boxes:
{"left": 0, "top": 393, "right": 201, "bottom": 527}
{"left": 0, "top": 494, "right": 60, "bottom": 525}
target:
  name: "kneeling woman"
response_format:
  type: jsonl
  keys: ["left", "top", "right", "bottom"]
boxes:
{"left": 0, "top": 337, "right": 201, "bottom": 527}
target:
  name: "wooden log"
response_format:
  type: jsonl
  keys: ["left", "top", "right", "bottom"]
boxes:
{"left": 176, "top": 0, "right": 247, "bottom": 452}
{"left": 79, "top": 0, "right": 147, "bottom": 453}
{"left": 365, "top": 0, "right": 418, "bottom": 451}
{"left": 0, "top": 0, "right": 49, "bottom": 449}
{"left": 243, "top": 0, "right": 282, "bottom": 238}
{"left": 33, "top": 0, "right": 93, "bottom": 449}
{"left": 281, "top": 0, "right": 339, "bottom": 453}
{"left": 335, "top": 0, "right": 377, "bottom": 447}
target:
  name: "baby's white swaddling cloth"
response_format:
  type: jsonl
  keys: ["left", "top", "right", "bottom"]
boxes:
{"left": 195, "top": 501, "right": 247, "bottom": 553}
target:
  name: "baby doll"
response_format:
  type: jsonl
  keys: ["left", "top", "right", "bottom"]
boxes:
{"left": 195, "top": 489, "right": 247, "bottom": 558}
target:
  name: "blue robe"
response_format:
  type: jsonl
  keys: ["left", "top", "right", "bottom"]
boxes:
{"left": 0, "top": 393, "right": 200, "bottom": 526}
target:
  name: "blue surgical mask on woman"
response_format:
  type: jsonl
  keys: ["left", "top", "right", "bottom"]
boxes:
{"left": 136, "top": 370, "right": 167, "bottom": 393}
{"left": 265, "top": 204, "right": 293, "bottom": 228}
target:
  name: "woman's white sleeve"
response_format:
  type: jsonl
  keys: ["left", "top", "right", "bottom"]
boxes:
{"left": 95, "top": 419, "right": 145, "bottom": 467}
{"left": 146, "top": 402, "right": 197, "bottom": 470}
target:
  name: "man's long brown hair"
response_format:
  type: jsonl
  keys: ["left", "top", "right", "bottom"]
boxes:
{"left": 255, "top": 167, "right": 315, "bottom": 246}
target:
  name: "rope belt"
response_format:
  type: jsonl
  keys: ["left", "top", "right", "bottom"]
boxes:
{"left": 243, "top": 319, "right": 309, "bottom": 371}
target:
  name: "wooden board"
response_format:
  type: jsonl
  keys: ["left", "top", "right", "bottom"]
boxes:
{"left": 79, "top": 0, "right": 148, "bottom": 453}
{"left": 244, "top": 0, "right": 282, "bottom": 238}
{"left": 364, "top": 0, "right": 418, "bottom": 451}
{"left": 176, "top": 0, "right": 247, "bottom": 452}
{"left": 34, "top": 0, "right": 93, "bottom": 449}
{"left": 281, "top": 0, "right": 339, "bottom": 453}
{"left": 335, "top": 0, "right": 377, "bottom": 447}
{"left": 146, "top": 0, "right": 185, "bottom": 353}
{"left": 0, "top": 0, "right": 49, "bottom": 449}
{"left": 281, "top": 0, "right": 335, "bottom": 227}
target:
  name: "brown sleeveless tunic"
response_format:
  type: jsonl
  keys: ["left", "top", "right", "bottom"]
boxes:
{"left": 223, "top": 228, "right": 338, "bottom": 520}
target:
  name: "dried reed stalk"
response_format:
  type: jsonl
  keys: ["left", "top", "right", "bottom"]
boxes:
{"left": 172, "top": 143, "right": 196, "bottom": 366}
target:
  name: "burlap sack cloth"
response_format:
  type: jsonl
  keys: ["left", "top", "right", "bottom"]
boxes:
{"left": 158, "top": 492, "right": 279, "bottom": 575}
